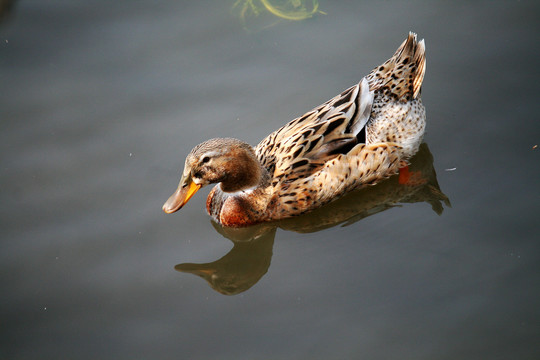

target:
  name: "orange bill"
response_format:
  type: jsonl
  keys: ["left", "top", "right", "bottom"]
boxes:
{"left": 162, "top": 174, "right": 201, "bottom": 214}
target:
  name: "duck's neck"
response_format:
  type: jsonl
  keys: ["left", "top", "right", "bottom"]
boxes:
{"left": 219, "top": 144, "right": 268, "bottom": 193}
{"left": 206, "top": 141, "right": 272, "bottom": 226}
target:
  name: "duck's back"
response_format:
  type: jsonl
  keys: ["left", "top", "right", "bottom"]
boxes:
{"left": 255, "top": 33, "right": 427, "bottom": 220}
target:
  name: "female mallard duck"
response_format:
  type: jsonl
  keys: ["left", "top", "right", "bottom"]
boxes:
{"left": 163, "top": 32, "right": 426, "bottom": 227}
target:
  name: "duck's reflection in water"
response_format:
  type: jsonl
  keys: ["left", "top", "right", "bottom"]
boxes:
{"left": 175, "top": 143, "right": 450, "bottom": 295}
{"left": 175, "top": 225, "right": 275, "bottom": 295}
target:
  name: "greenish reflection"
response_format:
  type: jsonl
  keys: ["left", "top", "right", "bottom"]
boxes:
{"left": 176, "top": 143, "right": 450, "bottom": 295}
{"left": 232, "top": 0, "right": 325, "bottom": 32}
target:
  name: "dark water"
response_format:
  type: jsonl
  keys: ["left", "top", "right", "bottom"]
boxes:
{"left": 1, "top": 1, "right": 539, "bottom": 359}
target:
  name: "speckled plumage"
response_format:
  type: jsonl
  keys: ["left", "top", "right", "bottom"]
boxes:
{"left": 163, "top": 33, "right": 427, "bottom": 226}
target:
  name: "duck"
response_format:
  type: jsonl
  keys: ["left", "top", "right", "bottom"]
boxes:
{"left": 163, "top": 32, "right": 427, "bottom": 227}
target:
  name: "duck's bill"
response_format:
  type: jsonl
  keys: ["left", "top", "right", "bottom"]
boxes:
{"left": 162, "top": 175, "right": 201, "bottom": 214}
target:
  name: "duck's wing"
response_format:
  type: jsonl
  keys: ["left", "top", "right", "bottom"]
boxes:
{"left": 255, "top": 78, "right": 374, "bottom": 183}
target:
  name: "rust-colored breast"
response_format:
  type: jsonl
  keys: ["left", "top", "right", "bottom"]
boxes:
{"left": 206, "top": 186, "right": 266, "bottom": 227}
{"left": 219, "top": 197, "right": 259, "bottom": 227}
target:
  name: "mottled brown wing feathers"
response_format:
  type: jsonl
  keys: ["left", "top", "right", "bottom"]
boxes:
{"left": 255, "top": 78, "right": 374, "bottom": 182}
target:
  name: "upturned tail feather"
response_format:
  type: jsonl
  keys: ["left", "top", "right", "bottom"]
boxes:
{"left": 366, "top": 32, "right": 426, "bottom": 100}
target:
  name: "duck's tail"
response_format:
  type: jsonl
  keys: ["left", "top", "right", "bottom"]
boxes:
{"left": 366, "top": 32, "right": 426, "bottom": 100}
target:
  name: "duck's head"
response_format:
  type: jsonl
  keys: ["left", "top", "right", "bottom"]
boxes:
{"left": 162, "top": 138, "right": 263, "bottom": 214}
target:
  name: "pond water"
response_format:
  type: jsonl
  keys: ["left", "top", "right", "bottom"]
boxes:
{"left": 1, "top": 1, "right": 539, "bottom": 359}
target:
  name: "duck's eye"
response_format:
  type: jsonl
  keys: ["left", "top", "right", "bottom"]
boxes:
{"left": 201, "top": 156, "right": 210, "bottom": 164}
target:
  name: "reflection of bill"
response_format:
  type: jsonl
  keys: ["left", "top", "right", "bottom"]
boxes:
{"left": 176, "top": 226, "right": 276, "bottom": 296}
{"left": 175, "top": 143, "right": 450, "bottom": 295}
